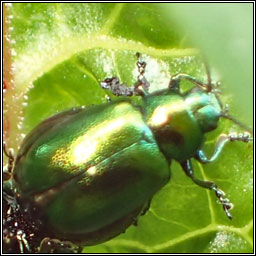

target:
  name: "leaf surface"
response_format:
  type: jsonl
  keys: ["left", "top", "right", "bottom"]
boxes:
{"left": 4, "top": 3, "right": 253, "bottom": 253}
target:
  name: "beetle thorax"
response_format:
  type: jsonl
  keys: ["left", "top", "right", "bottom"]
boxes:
{"left": 143, "top": 93, "right": 204, "bottom": 162}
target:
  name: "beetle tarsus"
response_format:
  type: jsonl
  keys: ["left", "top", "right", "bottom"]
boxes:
{"left": 100, "top": 53, "right": 151, "bottom": 97}
{"left": 135, "top": 53, "right": 150, "bottom": 96}
{"left": 16, "top": 230, "right": 31, "bottom": 253}
{"left": 39, "top": 237, "right": 82, "bottom": 253}
{"left": 212, "top": 185, "right": 233, "bottom": 220}
{"left": 100, "top": 77, "right": 138, "bottom": 96}
{"left": 181, "top": 159, "right": 233, "bottom": 220}
{"left": 195, "top": 132, "right": 253, "bottom": 163}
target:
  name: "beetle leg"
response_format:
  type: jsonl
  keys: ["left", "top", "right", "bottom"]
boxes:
{"left": 132, "top": 199, "right": 152, "bottom": 227}
{"left": 39, "top": 237, "right": 82, "bottom": 253}
{"left": 169, "top": 73, "right": 210, "bottom": 92}
{"left": 195, "top": 132, "right": 252, "bottom": 163}
{"left": 180, "top": 159, "right": 233, "bottom": 219}
{"left": 134, "top": 52, "right": 150, "bottom": 96}
{"left": 100, "top": 76, "right": 148, "bottom": 97}
{"left": 3, "top": 143, "right": 15, "bottom": 181}
{"left": 100, "top": 77, "right": 139, "bottom": 96}
{"left": 141, "top": 199, "right": 152, "bottom": 216}
{"left": 132, "top": 217, "right": 139, "bottom": 227}
{"left": 100, "top": 53, "right": 150, "bottom": 97}
{"left": 16, "top": 230, "right": 31, "bottom": 253}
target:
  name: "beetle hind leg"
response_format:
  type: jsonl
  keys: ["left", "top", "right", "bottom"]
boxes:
{"left": 39, "top": 237, "right": 82, "bottom": 253}
{"left": 3, "top": 142, "right": 15, "bottom": 181}
{"left": 181, "top": 159, "right": 233, "bottom": 219}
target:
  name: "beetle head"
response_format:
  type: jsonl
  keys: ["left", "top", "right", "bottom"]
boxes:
{"left": 185, "top": 88, "right": 222, "bottom": 133}
{"left": 184, "top": 65, "right": 252, "bottom": 134}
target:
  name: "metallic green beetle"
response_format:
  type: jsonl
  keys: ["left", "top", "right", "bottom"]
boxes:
{"left": 3, "top": 53, "right": 252, "bottom": 253}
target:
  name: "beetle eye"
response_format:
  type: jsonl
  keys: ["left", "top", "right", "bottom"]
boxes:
{"left": 196, "top": 105, "right": 220, "bottom": 132}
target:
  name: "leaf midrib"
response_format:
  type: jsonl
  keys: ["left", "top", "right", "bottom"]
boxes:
{"left": 13, "top": 34, "right": 198, "bottom": 93}
{"left": 105, "top": 220, "right": 253, "bottom": 253}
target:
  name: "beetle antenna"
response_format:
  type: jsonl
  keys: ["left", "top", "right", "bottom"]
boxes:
{"left": 202, "top": 60, "right": 212, "bottom": 92}
{"left": 221, "top": 113, "right": 253, "bottom": 134}
{"left": 220, "top": 104, "right": 253, "bottom": 134}
{"left": 214, "top": 92, "right": 224, "bottom": 110}
{"left": 204, "top": 64, "right": 211, "bottom": 92}
{"left": 203, "top": 61, "right": 252, "bottom": 134}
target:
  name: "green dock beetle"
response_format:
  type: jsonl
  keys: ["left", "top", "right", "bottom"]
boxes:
{"left": 3, "top": 53, "right": 253, "bottom": 253}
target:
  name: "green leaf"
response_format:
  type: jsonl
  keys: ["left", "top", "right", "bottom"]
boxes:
{"left": 4, "top": 3, "right": 253, "bottom": 253}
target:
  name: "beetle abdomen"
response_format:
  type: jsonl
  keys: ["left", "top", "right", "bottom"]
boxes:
{"left": 13, "top": 100, "right": 170, "bottom": 244}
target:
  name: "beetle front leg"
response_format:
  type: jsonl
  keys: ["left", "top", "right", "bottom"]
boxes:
{"left": 181, "top": 159, "right": 233, "bottom": 219}
{"left": 169, "top": 73, "right": 210, "bottom": 92}
{"left": 195, "top": 132, "right": 252, "bottom": 163}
